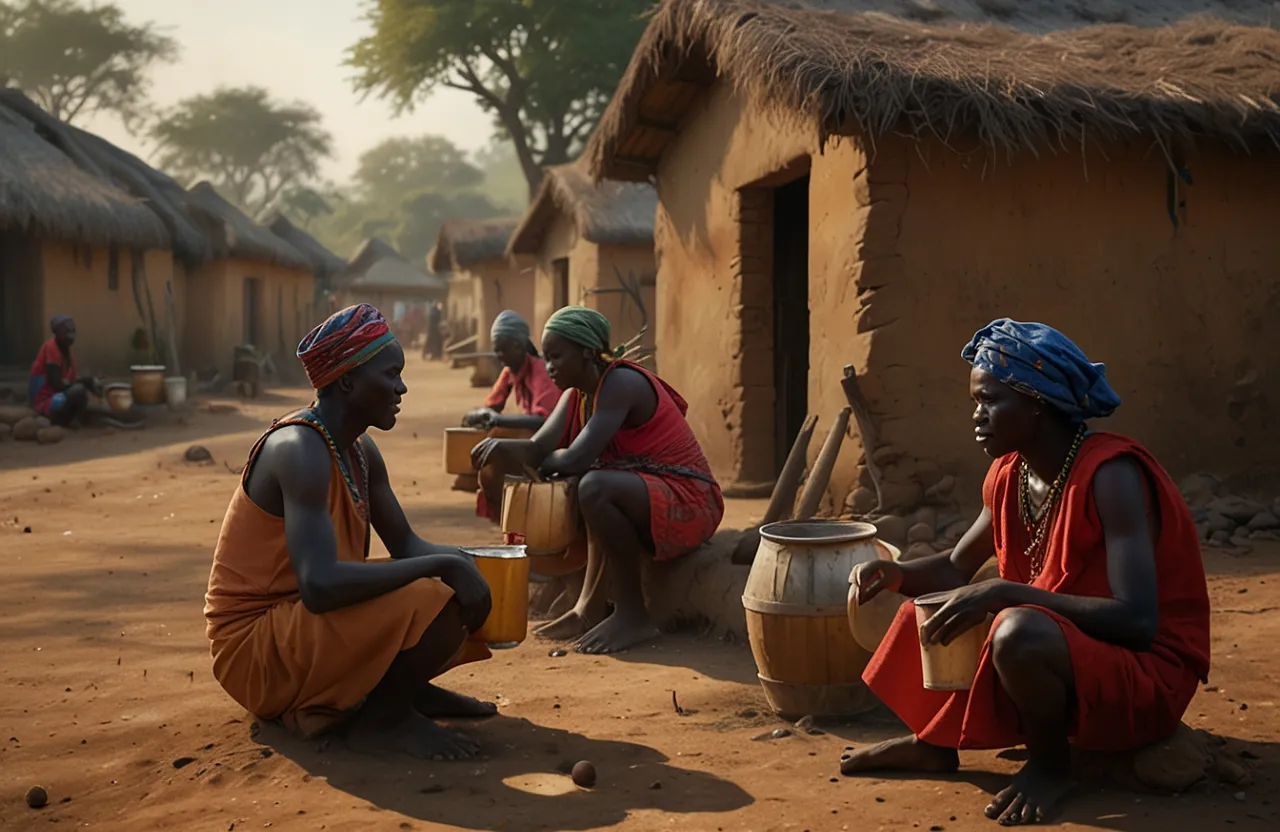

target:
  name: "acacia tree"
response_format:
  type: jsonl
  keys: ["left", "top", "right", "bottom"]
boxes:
{"left": 150, "top": 87, "right": 333, "bottom": 216}
{"left": 0, "top": 0, "right": 178, "bottom": 126}
{"left": 347, "top": 0, "right": 653, "bottom": 197}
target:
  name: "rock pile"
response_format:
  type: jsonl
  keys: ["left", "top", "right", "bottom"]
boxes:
{"left": 1180, "top": 473, "right": 1280, "bottom": 551}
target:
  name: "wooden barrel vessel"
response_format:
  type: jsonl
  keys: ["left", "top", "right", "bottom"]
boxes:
{"left": 501, "top": 477, "right": 577, "bottom": 556}
{"left": 743, "top": 519, "right": 883, "bottom": 719}
{"left": 847, "top": 539, "right": 909, "bottom": 653}
{"left": 130, "top": 365, "right": 166, "bottom": 405}
{"left": 443, "top": 427, "right": 486, "bottom": 474}
{"left": 465, "top": 545, "right": 531, "bottom": 649}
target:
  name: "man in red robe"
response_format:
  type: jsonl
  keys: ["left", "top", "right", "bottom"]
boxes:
{"left": 844, "top": 319, "right": 1210, "bottom": 826}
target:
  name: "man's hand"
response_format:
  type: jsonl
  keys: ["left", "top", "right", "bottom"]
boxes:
{"left": 850, "top": 559, "right": 904, "bottom": 605}
{"left": 462, "top": 408, "right": 498, "bottom": 429}
{"left": 917, "top": 580, "right": 1011, "bottom": 646}
{"left": 439, "top": 555, "right": 493, "bottom": 633}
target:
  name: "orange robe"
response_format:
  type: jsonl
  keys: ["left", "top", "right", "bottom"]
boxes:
{"left": 863, "top": 432, "right": 1210, "bottom": 752}
{"left": 204, "top": 411, "right": 490, "bottom": 738}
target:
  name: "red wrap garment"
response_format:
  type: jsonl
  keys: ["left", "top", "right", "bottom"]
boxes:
{"left": 561, "top": 360, "right": 724, "bottom": 562}
{"left": 862, "top": 432, "right": 1210, "bottom": 752}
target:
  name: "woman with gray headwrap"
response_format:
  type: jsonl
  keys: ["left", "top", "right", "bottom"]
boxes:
{"left": 462, "top": 310, "right": 563, "bottom": 522}
{"left": 28, "top": 314, "right": 101, "bottom": 427}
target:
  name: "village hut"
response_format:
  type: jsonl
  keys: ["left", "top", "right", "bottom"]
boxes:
{"left": 0, "top": 89, "right": 180, "bottom": 375}
{"left": 335, "top": 237, "right": 446, "bottom": 322}
{"left": 506, "top": 162, "right": 657, "bottom": 353}
{"left": 586, "top": 0, "right": 1280, "bottom": 512}
{"left": 428, "top": 218, "right": 525, "bottom": 352}
{"left": 181, "top": 183, "right": 314, "bottom": 381}
{"left": 262, "top": 211, "right": 345, "bottom": 305}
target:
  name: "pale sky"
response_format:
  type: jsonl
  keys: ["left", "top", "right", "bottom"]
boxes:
{"left": 82, "top": 1, "right": 495, "bottom": 183}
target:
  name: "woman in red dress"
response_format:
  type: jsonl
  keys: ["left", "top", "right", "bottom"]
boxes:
{"left": 844, "top": 319, "right": 1210, "bottom": 826}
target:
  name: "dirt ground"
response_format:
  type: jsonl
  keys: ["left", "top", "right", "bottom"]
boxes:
{"left": 1, "top": 358, "right": 1278, "bottom": 832}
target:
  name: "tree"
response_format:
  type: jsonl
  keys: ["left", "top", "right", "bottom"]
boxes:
{"left": 347, "top": 0, "right": 654, "bottom": 197}
{"left": 352, "top": 135, "right": 485, "bottom": 202}
{"left": 0, "top": 0, "right": 178, "bottom": 126}
{"left": 150, "top": 87, "right": 333, "bottom": 216}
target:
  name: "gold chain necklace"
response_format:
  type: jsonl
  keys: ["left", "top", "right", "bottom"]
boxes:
{"left": 1017, "top": 426, "right": 1086, "bottom": 581}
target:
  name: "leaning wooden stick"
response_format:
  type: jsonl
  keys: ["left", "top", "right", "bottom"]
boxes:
{"left": 762, "top": 414, "right": 819, "bottom": 525}
{"left": 795, "top": 407, "right": 852, "bottom": 520}
{"left": 840, "top": 364, "right": 884, "bottom": 515}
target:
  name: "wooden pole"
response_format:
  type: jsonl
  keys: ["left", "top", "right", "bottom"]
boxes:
{"left": 840, "top": 365, "right": 883, "bottom": 515}
{"left": 761, "top": 413, "right": 819, "bottom": 525}
{"left": 794, "top": 407, "right": 852, "bottom": 520}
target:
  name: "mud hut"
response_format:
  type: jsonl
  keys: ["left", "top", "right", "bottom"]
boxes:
{"left": 428, "top": 218, "right": 525, "bottom": 352}
{"left": 336, "top": 237, "right": 446, "bottom": 320}
{"left": 181, "top": 183, "right": 314, "bottom": 380}
{"left": 262, "top": 212, "right": 345, "bottom": 305}
{"left": 0, "top": 90, "right": 180, "bottom": 375}
{"left": 586, "top": 0, "right": 1280, "bottom": 508}
{"left": 506, "top": 162, "right": 658, "bottom": 352}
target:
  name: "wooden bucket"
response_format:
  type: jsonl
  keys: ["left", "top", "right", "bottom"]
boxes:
{"left": 130, "top": 365, "right": 166, "bottom": 405}
{"left": 846, "top": 540, "right": 909, "bottom": 654}
{"left": 500, "top": 477, "right": 577, "bottom": 556}
{"left": 466, "top": 545, "right": 530, "bottom": 649}
{"left": 914, "top": 592, "right": 992, "bottom": 691}
{"left": 743, "top": 520, "right": 884, "bottom": 719}
{"left": 443, "top": 427, "right": 486, "bottom": 474}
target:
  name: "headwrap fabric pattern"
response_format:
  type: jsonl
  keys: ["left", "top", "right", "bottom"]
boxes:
{"left": 961, "top": 318, "right": 1121, "bottom": 422}
{"left": 296, "top": 304, "right": 396, "bottom": 390}
{"left": 50, "top": 314, "right": 73, "bottom": 334}
{"left": 542, "top": 306, "right": 623, "bottom": 359}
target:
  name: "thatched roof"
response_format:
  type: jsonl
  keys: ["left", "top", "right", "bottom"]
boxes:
{"left": 587, "top": 0, "right": 1280, "bottom": 181}
{"left": 338, "top": 237, "right": 446, "bottom": 295}
{"left": 0, "top": 95, "right": 169, "bottom": 249}
{"left": 427, "top": 217, "right": 521, "bottom": 273}
{"left": 262, "top": 211, "right": 345, "bottom": 279}
{"left": 185, "top": 183, "right": 310, "bottom": 270}
{"left": 506, "top": 163, "right": 657, "bottom": 256}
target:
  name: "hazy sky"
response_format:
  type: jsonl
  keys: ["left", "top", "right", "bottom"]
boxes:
{"left": 82, "top": 1, "right": 495, "bottom": 183}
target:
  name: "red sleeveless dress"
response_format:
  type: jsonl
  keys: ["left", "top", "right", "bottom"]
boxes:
{"left": 862, "top": 432, "right": 1210, "bottom": 751}
{"left": 561, "top": 360, "right": 724, "bottom": 561}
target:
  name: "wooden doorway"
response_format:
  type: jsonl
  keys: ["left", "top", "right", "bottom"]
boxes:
{"left": 552, "top": 257, "right": 570, "bottom": 310}
{"left": 771, "top": 175, "right": 810, "bottom": 475}
{"left": 0, "top": 231, "right": 43, "bottom": 366}
{"left": 242, "top": 277, "right": 261, "bottom": 347}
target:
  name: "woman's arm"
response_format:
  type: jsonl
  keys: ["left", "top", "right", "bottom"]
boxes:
{"left": 539, "top": 371, "right": 650, "bottom": 478}
{"left": 493, "top": 413, "right": 546, "bottom": 431}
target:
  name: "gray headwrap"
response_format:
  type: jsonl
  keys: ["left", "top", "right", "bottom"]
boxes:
{"left": 50, "top": 314, "right": 73, "bottom": 334}
{"left": 490, "top": 310, "right": 531, "bottom": 346}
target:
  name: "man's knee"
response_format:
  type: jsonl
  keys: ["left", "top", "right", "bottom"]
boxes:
{"left": 990, "top": 607, "right": 1065, "bottom": 669}
{"left": 65, "top": 383, "right": 89, "bottom": 406}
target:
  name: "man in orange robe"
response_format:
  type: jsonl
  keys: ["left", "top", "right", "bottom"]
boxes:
{"left": 844, "top": 319, "right": 1210, "bottom": 825}
{"left": 205, "top": 304, "right": 493, "bottom": 759}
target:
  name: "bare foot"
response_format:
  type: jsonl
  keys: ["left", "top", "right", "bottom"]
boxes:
{"left": 346, "top": 709, "right": 479, "bottom": 760}
{"left": 575, "top": 609, "right": 661, "bottom": 655}
{"left": 535, "top": 608, "right": 594, "bottom": 640}
{"left": 984, "top": 759, "right": 1075, "bottom": 825}
{"left": 414, "top": 683, "right": 497, "bottom": 719}
{"left": 840, "top": 735, "right": 960, "bottom": 776}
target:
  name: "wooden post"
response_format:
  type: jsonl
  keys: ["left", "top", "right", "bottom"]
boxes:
{"left": 794, "top": 407, "right": 852, "bottom": 520}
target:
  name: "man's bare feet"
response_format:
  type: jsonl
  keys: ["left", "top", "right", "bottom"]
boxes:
{"left": 414, "top": 683, "right": 497, "bottom": 719}
{"left": 984, "top": 759, "right": 1074, "bottom": 825}
{"left": 535, "top": 608, "right": 594, "bottom": 640}
{"left": 346, "top": 708, "right": 479, "bottom": 760}
{"left": 839, "top": 735, "right": 960, "bottom": 776}
{"left": 575, "top": 609, "right": 661, "bottom": 655}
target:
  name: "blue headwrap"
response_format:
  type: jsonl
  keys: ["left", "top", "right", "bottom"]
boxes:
{"left": 961, "top": 319, "right": 1121, "bottom": 422}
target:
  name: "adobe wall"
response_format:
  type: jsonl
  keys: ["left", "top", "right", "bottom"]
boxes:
{"left": 41, "top": 243, "right": 182, "bottom": 375}
{"left": 446, "top": 274, "right": 476, "bottom": 341}
{"left": 594, "top": 242, "right": 656, "bottom": 355}
{"left": 470, "top": 258, "right": 531, "bottom": 352}
{"left": 654, "top": 81, "right": 871, "bottom": 495}
{"left": 529, "top": 213, "right": 583, "bottom": 339}
{"left": 861, "top": 135, "right": 1280, "bottom": 501}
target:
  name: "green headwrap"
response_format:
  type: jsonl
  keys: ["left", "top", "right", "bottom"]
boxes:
{"left": 542, "top": 306, "right": 623, "bottom": 358}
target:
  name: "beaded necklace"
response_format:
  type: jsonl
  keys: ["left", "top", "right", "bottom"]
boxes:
{"left": 1017, "top": 425, "right": 1086, "bottom": 582}
{"left": 303, "top": 407, "right": 369, "bottom": 521}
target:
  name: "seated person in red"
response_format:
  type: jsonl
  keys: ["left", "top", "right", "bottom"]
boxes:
{"left": 844, "top": 319, "right": 1210, "bottom": 826}
{"left": 461, "top": 310, "right": 561, "bottom": 523}
{"left": 471, "top": 306, "right": 724, "bottom": 654}
{"left": 29, "top": 315, "right": 100, "bottom": 426}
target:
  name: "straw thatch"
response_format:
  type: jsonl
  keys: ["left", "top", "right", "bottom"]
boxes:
{"left": 185, "top": 183, "right": 310, "bottom": 271}
{"left": 428, "top": 217, "right": 521, "bottom": 272}
{"left": 261, "top": 211, "right": 345, "bottom": 279}
{"left": 587, "top": 0, "right": 1280, "bottom": 180}
{"left": 506, "top": 163, "right": 657, "bottom": 256}
{"left": 0, "top": 96, "right": 169, "bottom": 249}
{"left": 338, "top": 237, "right": 446, "bottom": 295}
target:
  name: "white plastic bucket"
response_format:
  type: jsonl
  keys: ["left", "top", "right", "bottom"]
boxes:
{"left": 163, "top": 376, "right": 187, "bottom": 409}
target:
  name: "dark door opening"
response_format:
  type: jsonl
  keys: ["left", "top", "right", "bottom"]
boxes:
{"left": 552, "top": 258, "right": 570, "bottom": 310}
{"left": 243, "top": 277, "right": 261, "bottom": 347}
{"left": 771, "top": 175, "right": 810, "bottom": 475}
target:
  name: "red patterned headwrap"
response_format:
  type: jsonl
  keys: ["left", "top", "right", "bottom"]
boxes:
{"left": 296, "top": 303, "right": 396, "bottom": 390}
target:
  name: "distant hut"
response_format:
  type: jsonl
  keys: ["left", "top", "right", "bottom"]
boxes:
{"left": 262, "top": 212, "right": 345, "bottom": 308}
{"left": 587, "top": 0, "right": 1280, "bottom": 505}
{"left": 335, "top": 238, "right": 446, "bottom": 322}
{"left": 428, "top": 218, "right": 524, "bottom": 352}
{"left": 506, "top": 162, "right": 657, "bottom": 353}
{"left": 0, "top": 90, "right": 176, "bottom": 373}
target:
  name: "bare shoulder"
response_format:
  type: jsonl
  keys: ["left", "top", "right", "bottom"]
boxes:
{"left": 599, "top": 364, "right": 654, "bottom": 406}
{"left": 1092, "top": 456, "right": 1146, "bottom": 503}
{"left": 258, "top": 425, "right": 332, "bottom": 489}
